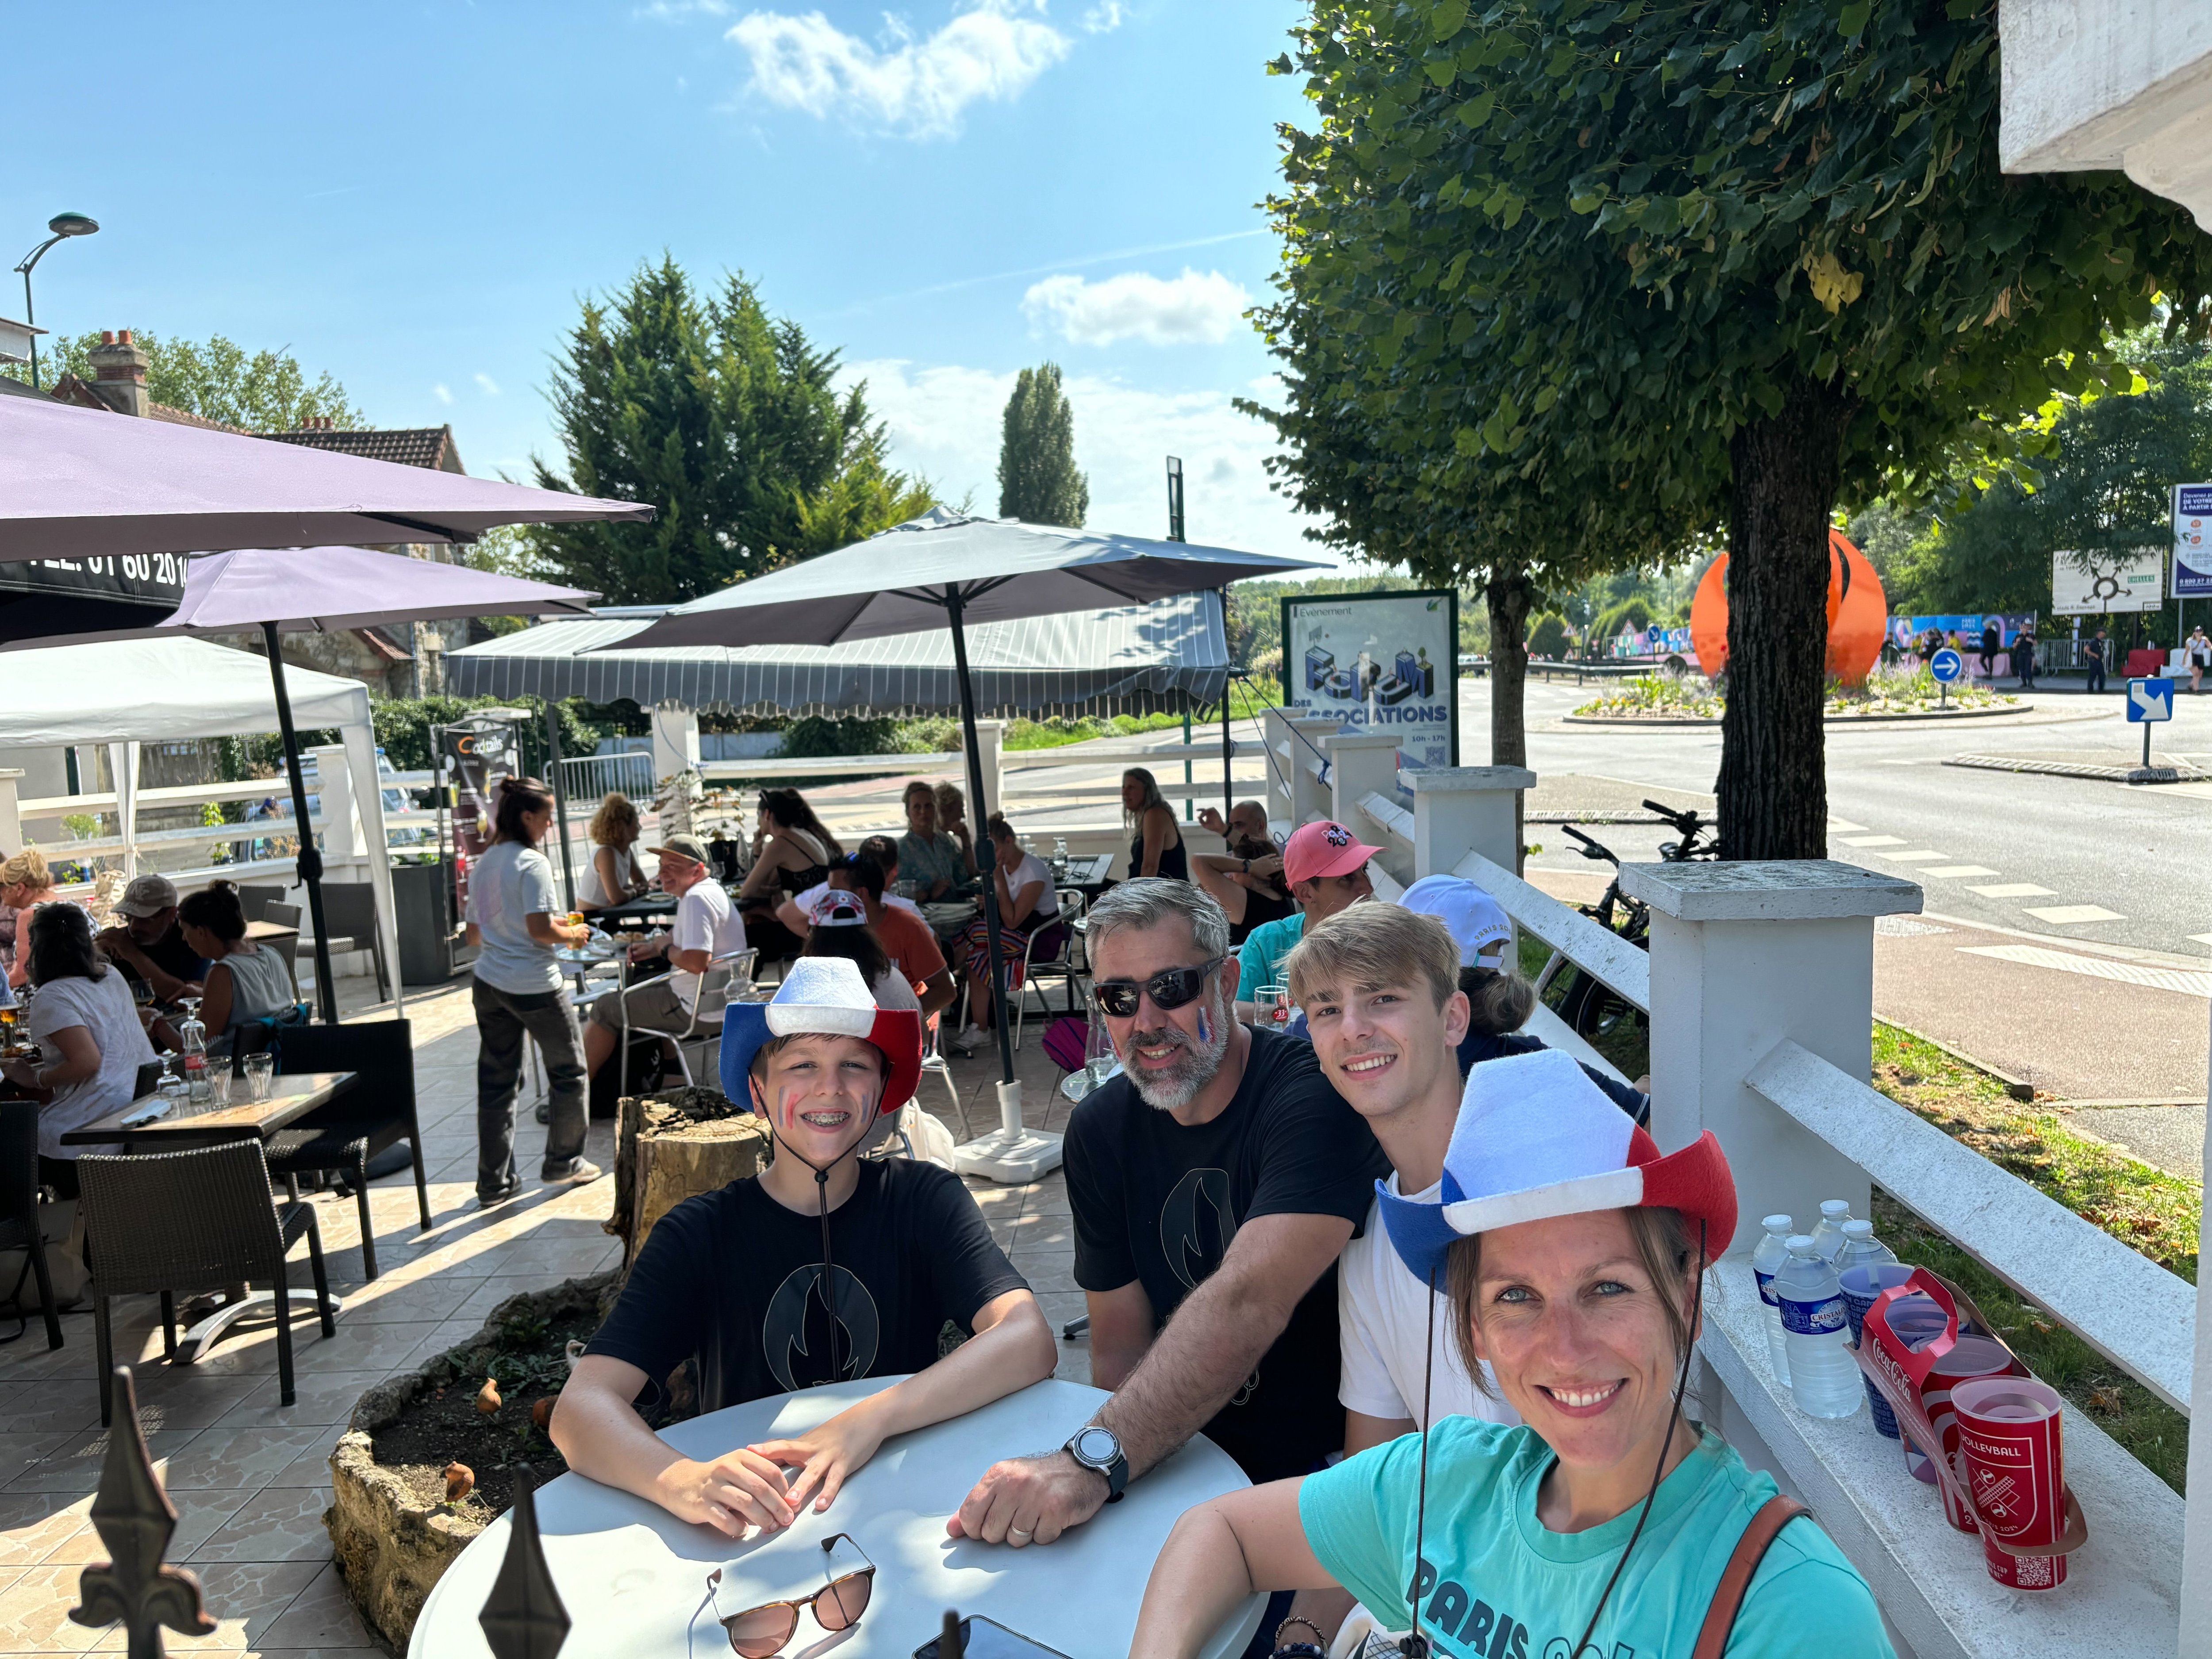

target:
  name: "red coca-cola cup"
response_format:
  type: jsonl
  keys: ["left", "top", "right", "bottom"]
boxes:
{"left": 1954, "top": 1377, "right": 2069, "bottom": 1590}
{"left": 1921, "top": 1336, "right": 2023, "bottom": 1533}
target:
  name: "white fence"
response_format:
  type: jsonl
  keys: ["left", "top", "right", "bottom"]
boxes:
{"left": 1261, "top": 707, "right": 2207, "bottom": 1659}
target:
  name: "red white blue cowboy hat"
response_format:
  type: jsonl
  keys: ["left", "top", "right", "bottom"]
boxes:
{"left": 1379, "top": 1048, "right": 1736, "bottom": 1283}
{"left": 718, "top": 956, "right": 922, "bottom": 1120}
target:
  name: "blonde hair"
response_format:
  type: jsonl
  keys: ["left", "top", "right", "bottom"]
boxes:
{"left": 932, "top": 780, "right": 964, "bottom": 822}
{"left": 1121, "top": 768, "right": 1168, "bottom": 837}
{"left": 0, "top": 849, "right": 52, "bottom": 891}
{"left": 589, "top": 792, "right": 641, "bottom": 849}
{"left": 1284, "top": 903, "right": 1459, "bottom": 1012}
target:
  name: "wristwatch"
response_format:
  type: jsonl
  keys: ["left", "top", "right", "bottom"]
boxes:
{"left": 1063, "top": 1424, "right": 1128, "bottom": 1504}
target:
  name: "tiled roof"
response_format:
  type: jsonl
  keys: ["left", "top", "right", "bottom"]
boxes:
{"left": 261, "top": 424, "right": 461, "bottom": 472}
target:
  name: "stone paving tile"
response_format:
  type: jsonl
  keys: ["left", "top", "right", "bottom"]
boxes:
{"left": 321, "top": 1275, "right": 475, "bottom": 1327}
{"left": 256, "top": 1560, "right": 380, "bottom": 1651}
{"left": 186, "top": 1485, "right": 334, "bottom": 1563}
{"left": 0, "top": 1564, "right": 104, "bottom": 1651}
{"left": 0, "top": 1494, "right": 94, "bottom": 1568}
{"left": 212, "top": 1371, "right": 391, "bottom": 1431}
{"left": 161, "top": 1559, "right": 327, "bottom": 1651}
{"left": 45, "top": 1488, "right": 247, "bottom": 1565}
{"left": 4, "top": 1429, "right": 201, "bottom": 1494}
{"left": 161, "top": 1427, "right": 342, "bottom": 1493}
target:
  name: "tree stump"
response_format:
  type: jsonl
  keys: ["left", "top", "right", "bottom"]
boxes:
{"left": 606, "top": 1085, "right": 769, "bottom": 1266}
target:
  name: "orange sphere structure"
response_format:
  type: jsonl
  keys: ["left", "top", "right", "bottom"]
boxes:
{"left": 1690, "top": 530, "right": 1887, "bottom": 685}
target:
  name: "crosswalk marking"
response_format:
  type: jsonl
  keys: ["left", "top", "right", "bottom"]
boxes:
{"left": 1967, "top": 883, "right": 2055, "bottom": 898}
{"left": 1921, "top": 865, "right": 2000, "bottom": 878}
{"left": 1959, "top": 944, "right": 2209, "bottom": 998}
{"left": 1882, "top": 850, "right": 1949, "bottom": 862}
{"left": 1826, "top": 818, "right": 1868, "bottom": 833}
{"left": 1836, "top": 834, "right": 1905, "bottom": 847}
{"left": 2190, "top": 933, "right": 2212, "bottom": 948}
{"left": 2022, "top": 904, "right": 2126, "bottom": 925}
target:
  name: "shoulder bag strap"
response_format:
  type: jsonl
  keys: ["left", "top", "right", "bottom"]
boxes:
{"left": 1690, "top": 1494, "right": 1812, "bottom": 1659}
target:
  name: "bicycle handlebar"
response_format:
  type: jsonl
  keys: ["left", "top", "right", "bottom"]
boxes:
{"left": 1643, "top": 798, "right": 1701, "bottom": 829}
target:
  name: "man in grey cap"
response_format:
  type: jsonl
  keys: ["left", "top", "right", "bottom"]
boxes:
{"left": 580, "top": 833, "right": 750, "bottom": 1085}
{"left": 95, "top": 873, "right": 207, "bottom": 1004}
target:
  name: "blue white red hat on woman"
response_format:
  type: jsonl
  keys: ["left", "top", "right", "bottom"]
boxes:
{"left": 1379, "top": 1047, "right": 1736, "bottom": 1283}
{"left": 717, "top": 956, "right": 923, "bottom": 1119}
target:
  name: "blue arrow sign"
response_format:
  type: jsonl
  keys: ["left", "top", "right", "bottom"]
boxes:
{"left": 1930, "top": 648, "right": 1964, "bottom": 684}
{"left": 2128, "top": 677, "right": 2175, "bottom": 722}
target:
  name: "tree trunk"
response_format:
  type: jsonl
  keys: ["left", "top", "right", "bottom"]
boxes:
{"left": 1487, "top": 568, "right": 1536, "bottom": 875}
{"left": 1717, "top": 377, "right": 1857, "bottom": 860}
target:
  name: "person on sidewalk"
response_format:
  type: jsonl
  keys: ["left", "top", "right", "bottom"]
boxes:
{"left": 951, "top": 879, "right": 1387, "bottom": 1570}
{"left": 1233, "top": 820, "right": 1379, "bottom": 1010}
{"left": 1978, "top": 619, "right": 2000, "bottom": 679}
{"left": 465, "top": 776, "right": 599, "bottom": 1206}
{"left": 2086, "top": 626, "right": 2109, "bottom": 694}
{"left": 1127, "top": 1048, "right": 1893, "bottom": 1659}
{"left": 2189, "top": 625, "right": 2211, "bottom": 693}
{"left": 581, "top": 832, "right": 749, "bottom": 1086}
{"left": 2016, "top": 625, "right": 2038, "bottom": 691}
{"left": 554, "top": 958, "right": 1055, "bottom": 1535}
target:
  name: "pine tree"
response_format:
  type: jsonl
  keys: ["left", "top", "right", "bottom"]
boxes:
{"left": 996, "top": 364, "right": 1089, "bottom": 526}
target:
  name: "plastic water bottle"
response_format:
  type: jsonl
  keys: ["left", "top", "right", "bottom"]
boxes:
{"left": 1749, "top": 1215, "right": 1795, "bottom": 1388}
{"left": 1832, "top": 1218, "right": 1895, "bottom": 1278}
{"left": 1808, "top": 1198, "right": 1854, "bottom": 1262}
{"left": 1773, "top": 1235, "right": 1861, "bottom": 1418}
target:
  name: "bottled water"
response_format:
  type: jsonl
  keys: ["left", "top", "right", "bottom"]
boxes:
{"left": 1808, "top": 1198, "right": 1854, "bottom": 1262}
{"left": 1749, "top": 1214, "right": 1795, "bottom": 1388}
{"left": 1832, "top": 1218, "right": 1896, "bottom": 1278}
{"left": 1773, "top": 1235, "right": 1862, "bottom": 1418}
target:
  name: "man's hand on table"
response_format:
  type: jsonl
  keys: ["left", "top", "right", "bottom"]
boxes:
{"left": 652, "top": 1448, "right": 799, "bottom": 1537}
{"left": 948, "top": 1450, "right": 1105, "bottom": 1549}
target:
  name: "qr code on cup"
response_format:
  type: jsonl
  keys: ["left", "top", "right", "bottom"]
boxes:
{"left": 2014, "top": 1555, "right": 2055, "bottom": 1589}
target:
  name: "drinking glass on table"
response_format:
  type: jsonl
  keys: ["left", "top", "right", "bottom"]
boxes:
{"left": 242, "top": 1052, "right": 276, "bottom": 1102}
{"left": 1251, "top": 984, "right": 1285, "bottom": 1028}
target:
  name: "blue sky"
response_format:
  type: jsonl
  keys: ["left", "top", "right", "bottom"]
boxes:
{"left": 10, "top": 0, "right": 1348, "bottom": 565}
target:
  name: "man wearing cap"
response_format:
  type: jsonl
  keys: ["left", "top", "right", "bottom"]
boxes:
{"left": 555, "top": 957, "right": 1056, "bottom": 1536}
{"left": 580, "top": 832, "right": 750, "bottom": 1084}
{"left": 1233, "top": 820, "right": 1379, "bottom": 1017}
{"left": 95, "top": 874, "right": 207, "bottom": 1004}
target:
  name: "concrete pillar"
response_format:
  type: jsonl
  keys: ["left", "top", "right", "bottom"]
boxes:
{"left": 649, "top": 703, "right": 701, "bottom": 782}
{"left": 0, "top": 770, "right": 24, "bottom": 854}
{"left": 1327, "top": 731, "right": 1408, "bottom": 877}
{"left": 1402, "top": 765, "right": 1534, "bottom": 879}
{"left": 966, "top": 719, "right": 1005, "bottom": 819}
{"left": 1262, "top": 710, "right": 1341, "bottom": 830}
{"left": 1622, "top": 860, "right": 1920, "bottom": 1256}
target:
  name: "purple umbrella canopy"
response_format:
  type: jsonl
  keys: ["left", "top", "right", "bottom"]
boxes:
{"left": 164, "top": 545, "right": 599, "bottom": 634}
{"left": 0, "top": 394, "right": 650, "bottom": 560}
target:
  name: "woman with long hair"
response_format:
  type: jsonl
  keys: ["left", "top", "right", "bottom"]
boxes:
{"left": 581, "top": 792, "right": 650, "bottom": 911}
{"left": 0, "top": 849, "right": 60, "bottom": 989}
{"left": 174, "top": 881, "right": 295, "bottom": 1038}
{"left": 0, "top": 903, "right": 156, "bottom": 1199}
{"left": 1121, "top": 768, "right": 1187, "bottom": 881}
{"left": 933, "top": 780, "right": 982, "bottom": 879}
{"left": 464, "top": 775, "right": 599, "bottom": 1207}
{"left": 737, "top": 788, "right": 841, "bottom": 965}
{"left": 949, "top": 816, "right": 1053, "bottom": 1054}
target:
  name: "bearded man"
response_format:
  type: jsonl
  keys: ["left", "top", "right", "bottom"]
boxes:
{"left": 952, "top": 879, "right": 1386, "bottom": 1575}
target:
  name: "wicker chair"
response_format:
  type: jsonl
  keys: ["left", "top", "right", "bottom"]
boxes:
{"left": 79, "top": 1140, "right": 334, "bottom": 1421}
{"left": 261, "top": 1019, "right": 429, "bottom": 1281}
{"left": 0, "top": 1102, "right": 62, "bottom": 1349}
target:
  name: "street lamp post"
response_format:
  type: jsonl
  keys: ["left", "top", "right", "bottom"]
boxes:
{"left": 14, "top": 213, "right": 99, "bottom": 391}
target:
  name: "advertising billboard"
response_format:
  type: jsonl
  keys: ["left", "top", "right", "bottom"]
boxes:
{"left": 2051, "top": 547, "right": 2165, "bottom": 614}
{"left": 1280, "top": 590, "right": 1457, "bottom": 769}
{"left": 2174, "top": 484, "right": 2212, "bottom": 598}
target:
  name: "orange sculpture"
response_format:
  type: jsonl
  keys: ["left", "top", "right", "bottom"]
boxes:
{"left": 1690, "top": 529, "right": 1887, "bottom": 685}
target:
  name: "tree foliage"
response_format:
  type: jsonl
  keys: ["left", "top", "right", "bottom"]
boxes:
{"left": 7, "top": 330, "right": 362, "bottom": 430}
{"left": 530, "top": 257, "right": 932, "bottom": 606}
{"left": 1262, "top": 0, "right": 2212, "bottom": 856}
{"left": 997, "top": 363, "right": 1089, "bottom": 526}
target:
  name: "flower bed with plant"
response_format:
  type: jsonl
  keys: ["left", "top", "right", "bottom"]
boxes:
{"left": 1575, "top": 663, "right": 2016, "bottom": 719}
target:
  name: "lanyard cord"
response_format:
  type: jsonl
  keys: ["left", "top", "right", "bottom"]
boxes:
{"left": 1399, "top": 1264, "right": 1440, "bottom": 1659}
{"left": 767, "top": 1114, "right": 865, "bottom": 1386}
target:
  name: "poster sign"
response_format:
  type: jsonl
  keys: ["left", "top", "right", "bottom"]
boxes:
{"left": 2051, "top": 547, "right": 2165, "bottom": 614}
{"left": 1280, "top": 590, "right": 1457, "bottom": 769}
{"left": 438, "top": 715, "right": 523, "bottom": 918}
{"left": 2174, "top": 484, "right": 2212, "bottom": 598}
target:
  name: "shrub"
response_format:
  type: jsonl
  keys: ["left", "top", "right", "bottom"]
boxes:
{"left": 1528, "top": 612, "right": 1571, "bottom": 661}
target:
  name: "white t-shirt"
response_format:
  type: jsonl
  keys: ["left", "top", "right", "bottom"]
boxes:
{"left": 466, "top": 840, "right": 563, "bottom": 995}
{"left": 668, "top": 879, "right": 748, "bottom": 1007}
{"left": 869, "top": 967, "right": 920, "bottom": 1013}
{"left": 580, "top": 844, "right": 637, "bottom": 908}
{"left": 1003, "top": 852, "right": 1055, "bottom": 927}
{"left": 28, "top": 969, "right": 157, "bottom": 1160}
{"left": 793, "top": 881, "right": 923, "bottom": 922}
{"left": 1338, "top": 1182, "right": 1520, "bottom": 1430}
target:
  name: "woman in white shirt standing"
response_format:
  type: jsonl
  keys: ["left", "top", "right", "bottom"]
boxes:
{"left": 580, "top": 792, "right": 649, "bottom": 911}
{"left": 0, "top": 904, "right": 157, "bottom": 1198}
{"left": 465, "top": 776, "right": 600, "bottom": 1208}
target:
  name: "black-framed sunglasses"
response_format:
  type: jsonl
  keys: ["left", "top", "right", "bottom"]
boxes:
{"left": 1091, "top": 957, "right": 1227, "bottom": 1020}
{"left": 705, "top": 1533, "right": 876, "bottom": 1657}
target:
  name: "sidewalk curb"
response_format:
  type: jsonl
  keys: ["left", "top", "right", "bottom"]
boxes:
{"left": 1877, "top": 1019, "right": 2038, "bottom": 1102}
{"left": 1563, "top": 703, "right": 2028, "bottom": 728}
{"left": 1946, "top": 753, "right": 2209, "bottom": 784}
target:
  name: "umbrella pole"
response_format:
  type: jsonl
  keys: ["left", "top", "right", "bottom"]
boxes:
{"left": 945, "top": 590, "right": 1061, "bottom": 1185}
{"left": 1219, "top": 588, "right": 1234, "bottom": 822}
{"left": 263, "top": 622, "right": 339, "bottom": 1025}
{"left": 544, "top": 702, "right": 577, "bottom": 912}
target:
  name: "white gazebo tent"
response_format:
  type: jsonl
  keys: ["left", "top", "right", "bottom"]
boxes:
{"left": 0, "top": 636, "right": 402, "bottom": 1001}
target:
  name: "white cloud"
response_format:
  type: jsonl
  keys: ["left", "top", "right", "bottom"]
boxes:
{"left": 727, "top": 1, "right": 1073, "bottom": 138}
{"left": 432, "top": 383, "right": 453, "bottom": 406}
{"left": 1081, "top": 1, "right": 1124, "bottom": 31}
{"left": 475, "top": 373, "right": 501, "bottom": 396}
{"left": 1022, "top": 268, "right": 1251, "bottom": 347}
{"left": 637, "top": 0, "right": 729, "bottom": 18}
{"left": 842, "top": 357, "right": 1346, "bottom": 567}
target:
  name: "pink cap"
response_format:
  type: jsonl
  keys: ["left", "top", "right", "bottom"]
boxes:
{"left": 1283, "top": 819, "right": 1383, "bottom": 888}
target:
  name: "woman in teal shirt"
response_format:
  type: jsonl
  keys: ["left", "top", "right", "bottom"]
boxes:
{"left": 1130, "top": 1049, "right": 1893, "bottom": 1659}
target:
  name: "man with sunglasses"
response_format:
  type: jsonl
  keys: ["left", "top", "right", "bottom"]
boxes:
{"left": 953, "top": 879, "right": 1386, "bottom": 1570}
{"left": 1232, "top": 820, "right": 1379, "bottom": 1018}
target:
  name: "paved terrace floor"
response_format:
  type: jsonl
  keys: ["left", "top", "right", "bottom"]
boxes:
{"left": 0, "top": 975, "right": 1084, "bottom": 1655}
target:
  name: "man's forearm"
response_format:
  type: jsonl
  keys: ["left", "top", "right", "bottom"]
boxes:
{"left": 1093, "top": 1267, "right": 1297, "bottom": 1478}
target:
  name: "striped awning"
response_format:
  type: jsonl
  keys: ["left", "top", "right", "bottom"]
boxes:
{"left": 443, "top": 593, "right": 1227, "bottom": 718}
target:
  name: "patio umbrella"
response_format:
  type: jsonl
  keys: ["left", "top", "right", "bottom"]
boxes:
{"left": 0, "top": 393, "right": 651, "bottom": 560}
{"left": 610, "top": 508, "right": 1327, "bottom": 1182}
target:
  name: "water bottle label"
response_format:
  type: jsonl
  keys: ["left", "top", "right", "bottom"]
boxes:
{"left": 1778, "top": 1293, "right": 1846, "bottom": 1336}
{"left": 1754, "top": 1267, "right": 1778, "bottom": 1307}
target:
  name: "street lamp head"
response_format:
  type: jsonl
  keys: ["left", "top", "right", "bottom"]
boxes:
{"left": 46, "top": 213, "right": 98, "bottom": 238}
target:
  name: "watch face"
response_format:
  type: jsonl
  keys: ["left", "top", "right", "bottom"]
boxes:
{"left": 1072, "top": 1426, "right": 1119, "bottom": 1467}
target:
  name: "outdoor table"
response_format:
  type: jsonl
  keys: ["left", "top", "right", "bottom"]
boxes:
{"left": 407, "top": 1375, "right": 1263, "bottom": 1659}
{"left": 921, "top": 899, "right": 979, "bottom": 941}
{"left": 594, "top": 890, "right": 679, "bottom": 933}
{"left": 1053, "top": 853, "right": 1114, "bottom": 892}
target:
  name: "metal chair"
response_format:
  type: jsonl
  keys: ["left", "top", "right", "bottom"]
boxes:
{"left": 257, "top": 901, "right": 308, "bottom": 1006}
{"left": 0, "top": 1102, "right": 62, "bottom": 1349}
{"left": 261, "top": 1020, "right": 431, "bottom": 1280}
{"left": 79, "top": 1140, "right": 335, "bottom": 1421}
{"left": 315, "top": 883, "right": 392, "bottom": 1001}
{"left": 1012, "top": 890, "right": 1089, "bottom": 1051}
{"left": 661, "top": 948, "right": 757, "bottom": 1086}
{"left": 918, "top": 1010, "right": 968, "bottom": 1138}
{"left": 234, "top": 884, "right": 288, "bottom": 924}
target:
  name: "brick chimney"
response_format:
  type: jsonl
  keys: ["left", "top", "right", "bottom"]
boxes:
{"left": 86, "top": 329, "right": 150, "bottom": 418}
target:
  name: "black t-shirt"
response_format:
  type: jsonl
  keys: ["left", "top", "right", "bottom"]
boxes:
{"left": 587, "top": 1160, "right": 1027, "bottom": 1413}
{"left": 1457, "top": 1029, "right": 1650, "bottom": 1125}
{"left": 1064, "top": 1025, "right": 1388, "bottom": 1482}
{"left": 120, "top": 923, "right": 208, "bottom": 995}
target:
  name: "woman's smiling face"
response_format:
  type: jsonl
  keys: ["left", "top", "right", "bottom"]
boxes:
{"left": 1464, "top": 1209, "right": 1693, "bottom": 1478}
{"left": 749, "top": 1033, "right": 885, "bottom": 1165}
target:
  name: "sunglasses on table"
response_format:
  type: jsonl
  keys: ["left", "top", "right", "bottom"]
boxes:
{"left": 706, "top": 1533, "right": 876, "bottom": 1657}
{"left": 1091, "top": 956, "right": 1227, "bottom": 1019}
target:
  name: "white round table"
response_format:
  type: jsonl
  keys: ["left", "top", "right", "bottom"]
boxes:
{"left": 409, "top": 1376, "right": 1263, "bottom": 1659}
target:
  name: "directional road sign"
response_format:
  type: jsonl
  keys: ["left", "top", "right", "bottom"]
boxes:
{"left": 2128, "top": 677, "right": 2175, "bottom": 723}
{"left": 1930, "top": 648, "right": 1965, "bottom": 684}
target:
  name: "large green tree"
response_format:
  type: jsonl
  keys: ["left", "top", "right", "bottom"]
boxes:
{"left": 531, "top": 258, "right": 931, "bottom": 605}
{"left": 6, "top": 330, "right": 361, "bottom": 429}
{"left": 997, "top": 363, "right": 1089, "bottom": 526}
{"left": 1283, "top": 0, "right": 2212, "bottom": 858}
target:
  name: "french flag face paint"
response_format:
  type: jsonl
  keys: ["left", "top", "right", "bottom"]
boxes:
{"left": 1196, "top": 1008, "right": 1211, "bottom": 1046}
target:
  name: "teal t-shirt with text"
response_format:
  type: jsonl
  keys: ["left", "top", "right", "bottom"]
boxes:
{"left": 1237, "top": 911, "right": 1306, "bottom": 996}
{"left": 1298, "top": 1418, "right": 1893, "bottom": 1659}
